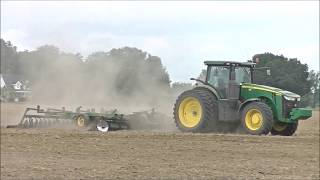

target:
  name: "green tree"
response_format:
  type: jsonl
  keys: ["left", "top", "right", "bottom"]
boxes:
{"left": 307, "top": 70, "right": 320, "bottom": 107}
{"left": 84, "top": 47, "right": 171, "bottom": 107}
{"left": 1, "top": 39, "right": 19, "bottom": 75}
{"left": 252, "top": 53, "right": 311, "bottom": 96}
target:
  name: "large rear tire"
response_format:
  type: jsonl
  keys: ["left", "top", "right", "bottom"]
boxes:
{"left": 173, "top": 89, "right": 218, "bottom": 132}
{"left": 241, "top": 102, "right": 273, "bottom": 135}
{"left": 271, "top": 122, "right": 298, "bottom": 136}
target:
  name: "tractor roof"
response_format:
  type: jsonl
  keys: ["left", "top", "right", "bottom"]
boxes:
{"left": 204, "top": 61, "right": 255, "bottom": 67}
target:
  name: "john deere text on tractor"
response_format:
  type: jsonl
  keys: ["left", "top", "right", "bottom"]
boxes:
{"left": 173, "top": 61, "right": 312, "bottom": 135}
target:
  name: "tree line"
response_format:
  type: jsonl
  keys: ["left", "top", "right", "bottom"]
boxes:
{"left": 1, "top": 38, "right": 319, "bottom": 108}
{"left": 253, "top": 53, "right": 319, "bottom": 107}
{"left": 1, "top": 39, "right": 172, "bottom": 110}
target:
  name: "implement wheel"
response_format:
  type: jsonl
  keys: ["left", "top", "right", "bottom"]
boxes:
{"left": 241, "top": 102, "right": 273, "bottom": 135}
{"left": 271, "top": 122, "right": 298, "bottom": 136}
{"left": 75, "top": 114, "right": 90, "bottom": 128}
{"left": 173, "top": 89, "right": 218, "bottom": 132}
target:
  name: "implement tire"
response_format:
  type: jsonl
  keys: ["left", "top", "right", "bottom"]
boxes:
{"left": 271, "top": 122, "right": 298, "bottom": 136}
{"left": 241, "top": 102, "right": 273, "bottom": 135}
{"left": 173, "top": 89, "right": 218, "bottom": 132}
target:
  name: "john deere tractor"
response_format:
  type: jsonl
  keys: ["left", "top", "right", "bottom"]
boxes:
{"left": 173, "top": 61, "right": 312, "bottom": 135}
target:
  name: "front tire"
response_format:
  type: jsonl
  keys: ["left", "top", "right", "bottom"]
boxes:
{"left": 271, "top": 122, "right": 298, "bottom": 136}
{"left": 241, "top": 102, "right": 273, "bottom": 135}
{"left": 173, "top": 89, "right": 218, "bottom": 132}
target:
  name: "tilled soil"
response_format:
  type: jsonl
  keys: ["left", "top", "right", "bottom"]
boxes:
{"left": 1, "top": 103, "right": 319, "bottom": 179}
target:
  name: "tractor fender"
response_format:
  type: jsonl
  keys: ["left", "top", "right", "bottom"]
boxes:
{"left": 193, "top": 85, "right": 221, "bottom": 100}
{"left": 238, "top": 98, "right": 260, "bottom": 112}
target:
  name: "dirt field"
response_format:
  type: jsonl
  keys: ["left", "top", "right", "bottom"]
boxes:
{"left": 1, "top": 103, "right": 319, "bottom": 179}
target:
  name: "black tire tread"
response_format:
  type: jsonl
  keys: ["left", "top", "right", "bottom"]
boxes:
{"left": 271, "top": 122, "right": 298, "bottom": 136}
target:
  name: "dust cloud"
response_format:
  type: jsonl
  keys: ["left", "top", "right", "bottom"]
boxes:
{"left": 25, "top": 47, "right": 178, "bottom": 131}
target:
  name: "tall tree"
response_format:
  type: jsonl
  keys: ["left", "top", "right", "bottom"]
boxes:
{"left": 252, "top": 53, "right": 311, "bottom": 96}
{"left": 307, "top": 70, "right": 320, "bottom": 107}
{"left": 83, "top": 47, "right": 171, "bottom": 107}
{"left": 1, "top": 39, "right": 19, "bottom": 75}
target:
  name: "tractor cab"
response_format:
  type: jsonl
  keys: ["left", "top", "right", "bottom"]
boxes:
{"left": 204, "top": 61, "right": 255, "bottom": 99}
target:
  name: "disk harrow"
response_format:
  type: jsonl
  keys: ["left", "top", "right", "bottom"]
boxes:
{"left": 7, "top": 105, "right": 129, "bottom": 131}
{"left": 7, "top": 105, "right": 167, "bottom": 132}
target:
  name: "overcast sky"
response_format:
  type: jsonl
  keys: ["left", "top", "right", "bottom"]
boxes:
{"left": 1, "top": 1, "right": 319, "bottom": 82}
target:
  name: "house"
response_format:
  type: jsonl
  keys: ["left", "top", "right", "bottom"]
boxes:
{"left": 0, "top": 73, "right": 31, "bottom": 102}
{"left": 0, "top": 74, "right": 5, "bottom": 88}
{"left": 1, "top": 74, "right": 27, "bottom": 90}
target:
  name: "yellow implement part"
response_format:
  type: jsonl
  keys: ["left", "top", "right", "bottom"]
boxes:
{"left": 77, "top": 116, "right": 85, "bottom": 127}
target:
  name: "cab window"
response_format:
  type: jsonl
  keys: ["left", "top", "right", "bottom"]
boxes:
{"left": 235, "top": 67, "right": 251, "bottom": 84}
{"left": 207, "top": 66, "right": 229, "bottom": 98}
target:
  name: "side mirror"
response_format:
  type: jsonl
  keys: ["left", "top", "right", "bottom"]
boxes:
{"left": 267, "top": 69, "right": 271, "bottom": 76}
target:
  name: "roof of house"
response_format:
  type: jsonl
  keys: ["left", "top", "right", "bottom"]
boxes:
{"left": 0, "top": 74, "right": 5, "bottom": 88}
{"left": 1, "top": 73, "right": 24, "bottom": 85}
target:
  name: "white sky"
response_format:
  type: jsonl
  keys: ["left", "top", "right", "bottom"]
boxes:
{"left": 1, "top": 1, "right": 319, "bottom": 82}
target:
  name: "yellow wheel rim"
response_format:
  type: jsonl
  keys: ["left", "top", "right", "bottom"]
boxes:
{"left": 77, "top": 116, "right": 85, "bottom": 127}
{"left": 273, "top": 122, "right": 287, "bottom": 132}
{"left": 245, "top": 109, "right": 263, "bottom": 131}
{"left": 178, "top": 97, "right": 202, "bottom": 128}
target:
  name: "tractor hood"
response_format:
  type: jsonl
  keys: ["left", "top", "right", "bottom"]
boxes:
{"left": 241, "top": 83, "right": 300, "bottom": 98}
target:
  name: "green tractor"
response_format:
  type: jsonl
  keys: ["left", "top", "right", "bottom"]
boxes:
{"left": 173, "top": 61, "right": 312, "bottom": 135}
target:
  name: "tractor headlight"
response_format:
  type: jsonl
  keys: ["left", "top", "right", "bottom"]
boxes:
{"left": 283, "top": 95, "right": 296, "bottom": 101}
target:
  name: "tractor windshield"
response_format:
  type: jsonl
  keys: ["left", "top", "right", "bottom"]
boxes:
{"left": 235, "top": 67, "right": 251, "bottom": 84}
{"left": 206, "top": 65, "right": 251, "bottom": 98}
{"left": 207, "top": 66, "right": 229, "bottom": 98}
